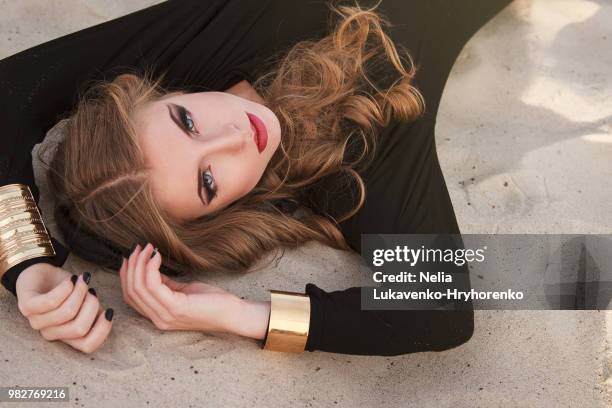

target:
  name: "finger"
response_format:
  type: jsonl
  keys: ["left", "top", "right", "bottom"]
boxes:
{"left": 119, "top": 256, "right": 128, "bottom": 300}
{"left": 160, "top": 274, "right": 227, "bottom": 295}
{"left": 127, "top": 244, "right": 158, "bottom": 320}
{"left": 147, "top": 252, "right": 183, "bottom": 312}
{"left": 131, "top": 243, "right": 169, "bottom": 323}
{"left": 39, "top": 291, "right": 100, "bottom": 341}
{"left": 62, "top": 308, "right": 114, "bottom": 354}
{"left": 118, "top": 257, "right": 135, "bottom": 310}
{"left": 124, "top": 244, "right": 147, "bottom": 315}
{"left": 159, "top": 273, "right": 190, "bottom": 291}
{"left": 134, "top": 245, "right": 172, "bottom": 322}
{"left": 126, "top": 243, "right": 150, "bottom": 314}
{"left": 28, "top": 274, "right": 90, "bottom": 331}
{"left": 19, "top": 274, "right": 75, "bottom": 316}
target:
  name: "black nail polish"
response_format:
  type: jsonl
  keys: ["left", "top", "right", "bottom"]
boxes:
{"left": 83, "top": 272, "right": 91, "bottom": 285}
{"left": 105, "top": 308, "right": 114, "bottom": 322}
{"left": 88, "top": 288, "right": 97, "bottom": 297}
{"left": 71, "top": 274, "right": 78, "bottom": 285}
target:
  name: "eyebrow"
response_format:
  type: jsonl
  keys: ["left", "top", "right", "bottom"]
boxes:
{"left": 166, "top": 103, "right": 207, "bottom": 206}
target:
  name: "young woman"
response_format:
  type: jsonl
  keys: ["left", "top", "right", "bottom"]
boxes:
{"left": 0, "top": 0, "right": 512, "bottom": 355}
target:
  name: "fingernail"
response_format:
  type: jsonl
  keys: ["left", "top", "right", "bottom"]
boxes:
{"left": 71, "top": 274, "right": 78, "bottom": 285}
{"left": 105, "top": 308, "right": 114, "bottom": 322}
{"left": 88, "top": 288, "right": 97, "bottom": 297}
{"left": 151, "top": 248, "right": 157, "bottom": 259}
{"left": 83, "top": 272, "right": 91, "bottom": 285}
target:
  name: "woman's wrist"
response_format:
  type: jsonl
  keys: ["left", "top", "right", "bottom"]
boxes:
{"left": 225, "top": 297, "right": 271, "bottom": 340}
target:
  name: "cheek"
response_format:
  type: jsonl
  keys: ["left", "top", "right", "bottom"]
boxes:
{"left": 241, "top": 159, "right": 265, "bottom": 195}
{"left": 150, "top": 173, "right": 189, "bottom": 218}
{"left": 219, "top": 156, "right": 267, "bottom": 200}
{"left": 147, "top": 155, "right": 199, "bottom": 218}
{"left": 205, "top": 92, "right": 246, "bottom": 122}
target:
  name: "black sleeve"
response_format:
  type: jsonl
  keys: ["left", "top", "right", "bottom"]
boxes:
{"left": 1, "top": 239, "right": 71, "bottom": 298}
{"left": 303, "top": 0, "right": 514, "bottom": 355}
{"left": 304, "top": 148, "right": 476, "bottom": 356}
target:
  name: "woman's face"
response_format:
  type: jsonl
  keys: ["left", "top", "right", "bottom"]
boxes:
{"left": 133, "top": 91, "right": 281, "bottom": 220}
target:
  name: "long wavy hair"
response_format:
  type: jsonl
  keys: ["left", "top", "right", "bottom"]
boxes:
{"left": 44, "top": 2, "right": 425, "bottom": 275}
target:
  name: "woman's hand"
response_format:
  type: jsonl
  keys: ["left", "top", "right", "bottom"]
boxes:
{"left": 15, "top": 263, "right": 114, "bottom": 354}
{"left": 120, "top": 243, "right": 265, "bottom": 336}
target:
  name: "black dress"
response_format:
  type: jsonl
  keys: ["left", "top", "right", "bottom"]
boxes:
{"left": 0, "top": 0, "right": 512, "bottom": 355}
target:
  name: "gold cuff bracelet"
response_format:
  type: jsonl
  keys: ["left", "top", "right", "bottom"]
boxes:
{"left": 263, "top": 290, "right": 311, "bottom": 353}
{"left": 0, "top": 184, "right": 55, "bottom": 280}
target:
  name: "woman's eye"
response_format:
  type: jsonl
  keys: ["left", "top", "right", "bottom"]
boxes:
{"left": 179, "top": 107, "right": 197, "bottom": 133}
{"left": 202, "top": 167, "right": 217, "bottom": 203}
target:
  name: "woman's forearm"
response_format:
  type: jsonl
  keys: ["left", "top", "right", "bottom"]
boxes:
{"left": 226, "top": 298, "right": 271, "bottom": 341}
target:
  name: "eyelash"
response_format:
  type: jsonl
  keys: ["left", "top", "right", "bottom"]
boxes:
{"left": 202, "top": 166, "right": 217, "bottom": 203}
{"left": 177, "top": 106, "right": 198, "bottom": 134}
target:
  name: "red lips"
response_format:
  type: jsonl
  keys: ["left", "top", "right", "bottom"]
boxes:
{"left": 246, "top": 112, "right": 268, "bottom": 153}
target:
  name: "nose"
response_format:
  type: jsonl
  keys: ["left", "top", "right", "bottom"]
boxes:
{"left": 197, "top": 123, "right": 249, "bottom": 154}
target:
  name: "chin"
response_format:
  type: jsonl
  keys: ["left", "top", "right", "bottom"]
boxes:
{"left": 268, "top": 112, "right": 282, "bottom": 147}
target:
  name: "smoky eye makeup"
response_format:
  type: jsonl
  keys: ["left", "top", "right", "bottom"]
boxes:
{"left": 167, "top": 103, "right": 198, "bottom": 135}
{"left": 200, "top": 165, "right": 217, "bottom": 204}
